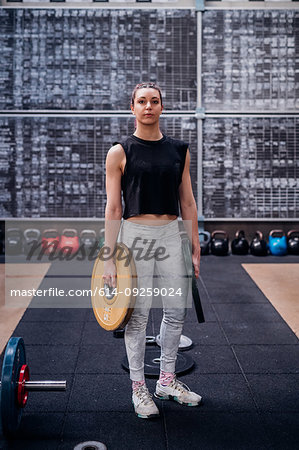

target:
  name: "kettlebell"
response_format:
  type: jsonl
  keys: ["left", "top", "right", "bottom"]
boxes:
{"left": 268, "top": 229, "right": 287, "bottom": 256}
{"left": 287, "top": 230, "right": 299, "bottom": 255}
{"left": 199, "top": 231, "right": 211, "bottom": 255}
{"left": 23, "top": 228, "right": 41, "bottom": 255}
{"left": 211, "top": 230, "right": 229, "bottom": 256}
{"left": 6, "top": 228, "right": 23, "bottom": 255}
{"left": 249, "top": 231, "right": 268, "bottom": 256}
{"left": 231, "top": 230, "right": 249, "bottom": 255}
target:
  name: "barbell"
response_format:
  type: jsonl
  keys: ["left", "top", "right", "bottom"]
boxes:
{"left": 0, "top": 336, "right": 66, "bottom": 436}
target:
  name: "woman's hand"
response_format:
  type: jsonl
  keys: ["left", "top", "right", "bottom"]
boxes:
{"left": 192, "top": 246, "right": 201, "bottom": 278}
{"left": 103, "top": 259, "right": 117, "bottom": 288}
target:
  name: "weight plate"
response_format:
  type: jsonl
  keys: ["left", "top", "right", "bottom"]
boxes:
{"left": 74, "top": 441, "right": 107, "bottom": 450}
{"left": 1, "top": 337, "right": 26, "bottom": 435}
{"left": 17, "top": 364, "right": 30, "bottom": 408}
{"left": 91, "top": 243, "right": 137, "bottom": 331}
{"left": 145, "top": 336, "right": 157, "bottom": 345}
{"left": 155, "top": 334, "right": 193, "bottom": 351}
{"left": 121, "top": 347, "right": 194, "bottom": 378}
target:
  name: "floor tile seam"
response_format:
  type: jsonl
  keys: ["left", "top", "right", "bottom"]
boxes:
{"left": 154, "top": 409, "right": 294, "bottom": 416}
{"left": 156, "top": 408, "right": 278, "bottom": 413}
{"left": 70, "top": 372, "right": 128, "bottom": 376}
{"left": 209, "top": 303, "right": 270, "bottom": 305}
{"left": 19, "top": 321, "right": 87, "bottom": 323}
{"left": 77, "top": 344, "right": 233, "bottom": 347}
{"left": 24, "top": 408, "right": 278, "bottom": 414}
{"left": 180, "top": 372, "right": 299, "bottom": 376}
{"left": 160, "top": 403, "right": 170, "bottom": 450}
{"left": 210, "top": 301, "right": 279, "bottom": 305}
{"left": 56, "top": 410, "right": 299, "bottom": 415}
{"left": 23, "top": 410, "right": 167, "bottom": 415}
{"left": 198, "top": 274, "right": 276, "bottom": 449}
{"left": 227, "top": 341, "right": 298, "bottom": 347}
{"left": 22, "top": 409, "right": 141, "bottom": 414}
{"left": 231, "top": 343, "right": 299, "bottom": 347}
{"left": 210, "top": 302, "right": 273, "bottom": 304}
{"left": 59, "top": 310, "right": 88, "bottom": 441}
{"left": 74, "top": 371, "right": 243, "bottom": 375}
{"left": 260, "top": 411, "right": 299, "bottom": 415}
{"left": 29, "top": 372, "right": 128, "bottom": 375}
{"left": 165, "top": 371, "right": 242, "bottom": 375}
{"left": 186, "top": 371, "right": 299, "bottom": 375}
{"left": 12, "top": 342, "right": 87, "bottom": 345}
{"left": 182, "top": 343, "right": 299, "bottom": 347}
{"left": 245, "top": 373, "right": 299, "bottom": 376}
{"left": 14, "top": 344, "right": 83, "bottom": 348}
{"left": 239, "top": 371, "right": 299, "bottom": 375}
{"left": 214, "top": 321, "right": 297, "bottom": 327}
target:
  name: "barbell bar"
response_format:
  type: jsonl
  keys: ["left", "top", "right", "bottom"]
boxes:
{"left": 0, "top": 381, "right": 66, "bottom": 391}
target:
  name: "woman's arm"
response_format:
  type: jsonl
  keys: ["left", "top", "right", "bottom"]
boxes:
{"left": 103, "top": 144, "right": 125, "bottom": 287}
{"left": 178, "top": 149, "right": 201, "bottom": 278}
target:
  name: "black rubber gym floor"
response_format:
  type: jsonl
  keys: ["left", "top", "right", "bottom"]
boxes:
{"left": 1, "top": 254, "right": 299, "bottom": 449}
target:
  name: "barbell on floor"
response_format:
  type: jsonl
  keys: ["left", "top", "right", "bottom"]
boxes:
{"left": 0, "top": 336, "right": 67, "bottom": 436}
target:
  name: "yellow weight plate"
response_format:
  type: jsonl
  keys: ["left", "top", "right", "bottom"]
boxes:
{"left": 91, "top": 243, "right": 137, "bottom": 330}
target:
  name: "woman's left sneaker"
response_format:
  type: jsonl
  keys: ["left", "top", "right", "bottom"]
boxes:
{"left": 154, "top": 375, "right": 202, "bottom": 406}
{"left": 132, "top": 385, "right": 160, "bottom": 419}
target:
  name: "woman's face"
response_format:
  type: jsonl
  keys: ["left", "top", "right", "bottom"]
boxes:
{"left": 131, "top": 88, "right": 163, "bottom": 125}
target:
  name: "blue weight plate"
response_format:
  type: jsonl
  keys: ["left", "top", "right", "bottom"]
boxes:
{"left": 1, "top": 337, "right": 26, "bottom": 435}
{"left": 121, "top": 348, "right": 194, "bottom": 378}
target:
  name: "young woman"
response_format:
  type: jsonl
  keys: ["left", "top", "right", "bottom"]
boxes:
{"left": 103, "top": 82, "right": 202, "bottom": 419}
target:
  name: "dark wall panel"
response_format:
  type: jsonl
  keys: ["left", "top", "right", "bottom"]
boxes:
{"left": 203, "top": 117, "right": 299, "bottom": 219}
{"left": 0, "top": 8, "right": 196, "bottom": 111}
{"left": 202, "top": 10, "right": 299, "bottom": 112}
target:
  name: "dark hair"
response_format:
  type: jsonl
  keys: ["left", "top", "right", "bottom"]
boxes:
{"left": 131, "top": 82, "right": 163, "bottom": 106}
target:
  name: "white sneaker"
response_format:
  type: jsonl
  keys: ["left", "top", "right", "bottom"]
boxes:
{"left": 154, "top": 376, "right": 202, "bottom": 406}
{"left": 132, "top": 385, "right": 160, "bottom": 419}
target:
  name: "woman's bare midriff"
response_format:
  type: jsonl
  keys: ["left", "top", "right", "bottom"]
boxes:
{"left": 126, "top": 214, "right": 177, "bottom": 225}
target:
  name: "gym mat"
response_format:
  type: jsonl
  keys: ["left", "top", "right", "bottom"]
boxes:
{"left": 242, "top": 264, "right": 299, "bottom": 338}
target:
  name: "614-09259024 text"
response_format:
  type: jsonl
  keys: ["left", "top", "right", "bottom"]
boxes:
{"left": 9, "top": 287, "right": 184, "bottom": 298}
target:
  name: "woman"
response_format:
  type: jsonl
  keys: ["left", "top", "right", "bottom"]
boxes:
{"left": 103, "top": 82, "right": 202, "bottom": 419}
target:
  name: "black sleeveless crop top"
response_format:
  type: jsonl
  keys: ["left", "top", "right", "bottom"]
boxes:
{"left": 113, "top": 134, "right": 188, "bottom": 220}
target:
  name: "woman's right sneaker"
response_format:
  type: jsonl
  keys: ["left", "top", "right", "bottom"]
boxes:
{"left": 154, "top": 376, "right": 202, "bottom": 406}
{"left": 132, "top": 385, "right": 160, "bottom": 419}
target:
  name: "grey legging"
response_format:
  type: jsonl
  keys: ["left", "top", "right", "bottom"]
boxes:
{"left": 117, "top": 219, "right": 190, "bottom": 381}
